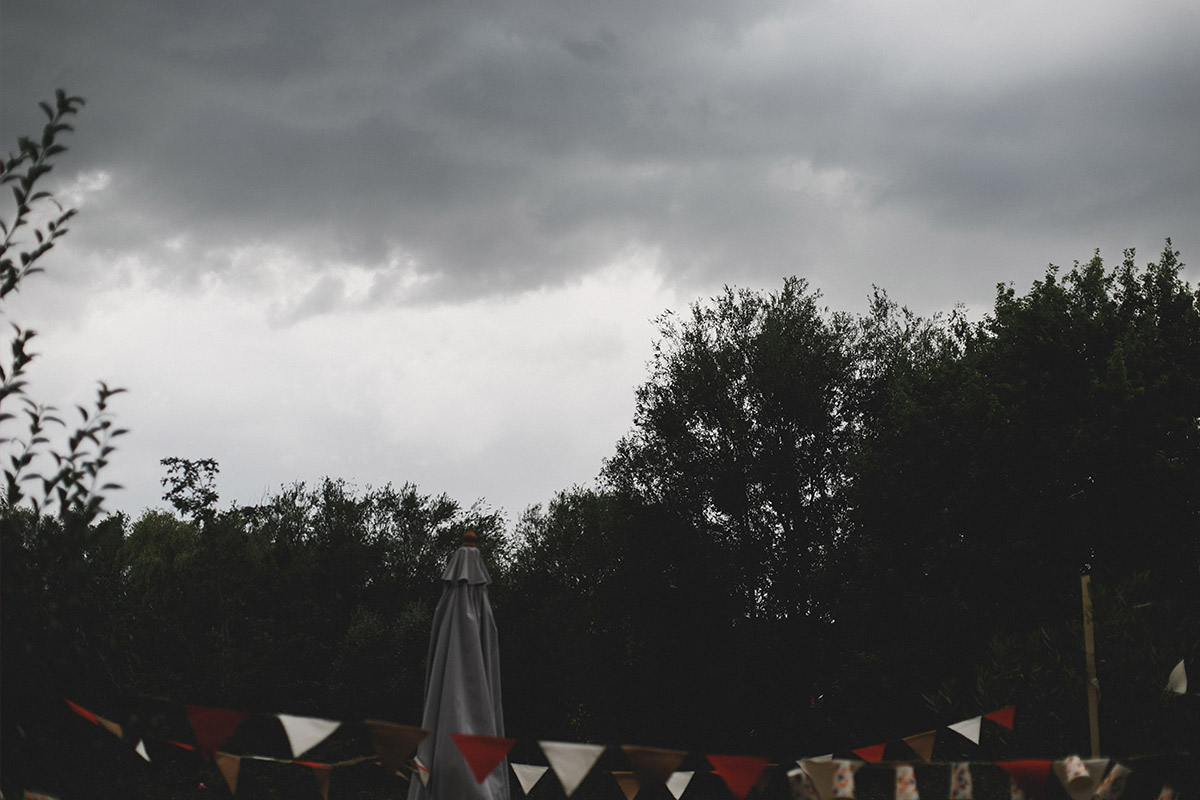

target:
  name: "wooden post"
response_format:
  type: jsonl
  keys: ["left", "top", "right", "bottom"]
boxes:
{"left": 1081, "top": 575, "right": 1101, "bottom": 757}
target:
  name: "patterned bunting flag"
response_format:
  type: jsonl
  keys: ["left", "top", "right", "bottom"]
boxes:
{"left": 895, "top": 764, "right": 918, "bottom": 800}
{"left": 512, "top": 764, "right": 549, "bottom": 795}
{"left": 947, "top": 717, "right": 982, "bottom": 744}
{"left": 950, "top": 763, "right": 973, "bottom": 799}
{"left": 852, "top": 743, "right": 886, "bottom": 763}
{"left": 1094, "top": 764, "right": 1131, "bottom": 800}
{"left": 451, "top": 733, "right": 516, "bottom": 784}
{"left": 788, "top": 767, "right": 820, "bottom": 800}
{"left": 707, "top": 754, "right": 769, "bottom": 800}
{"left": 1053, "top": 757, "right": 1109, "bottom": 800}
{"left": 540, "top": 741, "right": 606, "bottom": 797}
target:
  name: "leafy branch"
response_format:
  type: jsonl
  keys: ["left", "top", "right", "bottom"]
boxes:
{"left": 0, "top": 90, "right": 127, "bottom": 521}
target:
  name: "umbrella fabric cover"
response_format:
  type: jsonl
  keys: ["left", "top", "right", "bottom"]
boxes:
{"left": 409, "top": 542, "right": 510, "bottom": 800}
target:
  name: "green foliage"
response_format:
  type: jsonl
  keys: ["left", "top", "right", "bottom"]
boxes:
{"left": 0, "top": 90, "right": 127, "bottom": 522}
{"left": 603, "top": 277, "right": 856, "bottom": 621}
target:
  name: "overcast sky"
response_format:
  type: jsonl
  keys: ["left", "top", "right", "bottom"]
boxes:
{"left": 4, "top": 0, "right": 1199, "bottom": 522}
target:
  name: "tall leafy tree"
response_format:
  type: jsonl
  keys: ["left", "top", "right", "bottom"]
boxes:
{"left": 603, "top": 278, "right": 856, "bottom": 622}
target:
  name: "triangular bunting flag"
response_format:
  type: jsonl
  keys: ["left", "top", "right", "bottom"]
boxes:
{"left": 1053, "top": 757, "right": 1109, "bottom": 800}
{"left": 612, "top": 771, "right": 640, "bottom": 800}
{"left": 64, "top": 698, "right": 98, "bottom": 725}
{"left": 707, "top": 754, "right": 769, "bottom": 800}
{"left": 540, "top": 741, "right": 606, "bottom": 797}
{"left": 1167, "top": 659, "right": 1187, "bottom": 694}
{"left": 512, "top": 764, "right": 549, "bottom": 796}
{"left": 214, "top": 752, "right": 241, "bottom": 795}
{"left": 135, "top": 739, "right": 151, "bottom": 762}
{"left": 999, "top": 760, "right": 1052, "bottom": 800}
{"left": 1094, "top": 764, "right": 1131, "bottom": 800}
{"left": 364, "top": 720, "right": 427, "bottom": 774}
{"left": 902, "top": 730, "right": 936, "bottom": 763}
{"left": 97, "top": 716, "right": 123, "bottom": 740}
{"left": 983, "top": 706, "right": 1016, "bottom": 730}
{"left": 755, "top": 765, "right": 777, "bottom": 795}
{"left": 277, "top": 714, "right": 341, "bottom": 758}
{"left": 185, "top": 705, "right": 248, "bottom": 757}
{"left": 622, "top": 744, "right": 686, "bottom": 787}
{"left": 667, "top": 771, "right": 695, "bottom": 800}
{"left": 451, "top": 733, "right": 516, "bottom": 784}
{"left": 413, "top": 755, "right": 430, "bottom": 787}
{"left": 947, "top": 717, "right": 982, "bottom": 744}
{"left": 788, "top": 767, "right": 820, "bottom": 800}
{"left": 852, "top": 743, "right": 887, "bottom": 763}
{"left": 311, "top": 765, "right": 332, "bottom": 800}
{"left": 802, "top": 760, "right": 861, "bottom": 799}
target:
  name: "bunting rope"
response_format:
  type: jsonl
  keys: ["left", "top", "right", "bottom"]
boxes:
{"left": 61, "top": 695, "right": 1187, "bottom": 800}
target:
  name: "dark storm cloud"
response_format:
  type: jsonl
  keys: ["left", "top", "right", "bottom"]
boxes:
{"left": 5, "top": 0, "right": 1198, "bottom": 313}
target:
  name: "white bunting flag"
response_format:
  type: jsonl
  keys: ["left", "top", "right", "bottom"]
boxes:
{"left": 512, "top": 764, "right": 549, "bottom": 795}
{"left": 948, "top": 716, "right": 982, "bottom": 744}
{"left": 540, "top": 741, "right": 606, "bottom": 797}
{"left": 1167, "top": 659, "right": 1187, "bottom": 694}
{"left": 135, "top": 739, "right": 151, "bottom": 761}
{"left": 277, "top": 714, "right": 341, "bottom": 758}
{"left": 666, "top": 771, "right": 694, "bottom": 800}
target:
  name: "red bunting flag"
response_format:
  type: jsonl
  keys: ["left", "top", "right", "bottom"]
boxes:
{"left": 984, "top": 706, "right": 1016, "bottom": 729}
{"left": 64, "top": 698, "right": 98, "bottom": 725}
{"left": 451, "top": 733, "right": 516, "bottom": 784}
{"left": 707, "top": 754, "right": 769, "bottom": 800}
{"left": 185, "top": 705, "right": 247, "bottom": 757}
{"left": 852, "top": 743, "right": 887, "bottom": 763}
{"left": 1000, "top": 760, "right": 1052, "bottom": 800}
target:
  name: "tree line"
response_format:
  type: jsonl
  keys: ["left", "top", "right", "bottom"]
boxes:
{"left": 3, "top": 94, "right": 1198, "bottom": 798}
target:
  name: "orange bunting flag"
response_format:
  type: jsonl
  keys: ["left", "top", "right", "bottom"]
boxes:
{"left": 364, "top": 720, "right": 428, "bottom": 774}
{"left": 612, "top": 771, "right": 641, "bottom": 800}
{"left": 852, "top": 744, "right": 887, "bottom": 763}
{"left": 214, "top": 752, "right": 241, "bottom": 794}
{"left": 984, "top": 706, "right": 1016, "bottom": 730}
{"left": 622, "top": 744, "right": 687, "bottom": 787}
{"left": 311, "top": 765, "right": 332, "bottom": 800}
{"left": 707, "top": 754, "right": 769, "bottom": 800}
{"left": 98, "top": 716, "right": 124, "bottom": 739}
{"left": 902, "top": 731, "right": 936, "bottom": 764}
{"left": 451, "top": 733, "right": 516, "bottom": 784}
{"left": 999, "top": 760, "right": 1052, "bottom": 800}
{"left": 185, "top": 705, "right": 247, "bottom": 757}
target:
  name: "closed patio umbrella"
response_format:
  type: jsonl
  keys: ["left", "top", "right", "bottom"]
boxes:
{"left": 408, "top": 530, "right": 509, "bottom": 800}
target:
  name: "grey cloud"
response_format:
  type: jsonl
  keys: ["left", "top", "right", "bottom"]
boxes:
{"left": 5, "top": 0, "right": 1199, "bottom": 318}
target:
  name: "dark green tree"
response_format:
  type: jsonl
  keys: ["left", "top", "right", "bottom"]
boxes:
{"left": 603, "top": 278, "right": 856, "bottom": 622}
